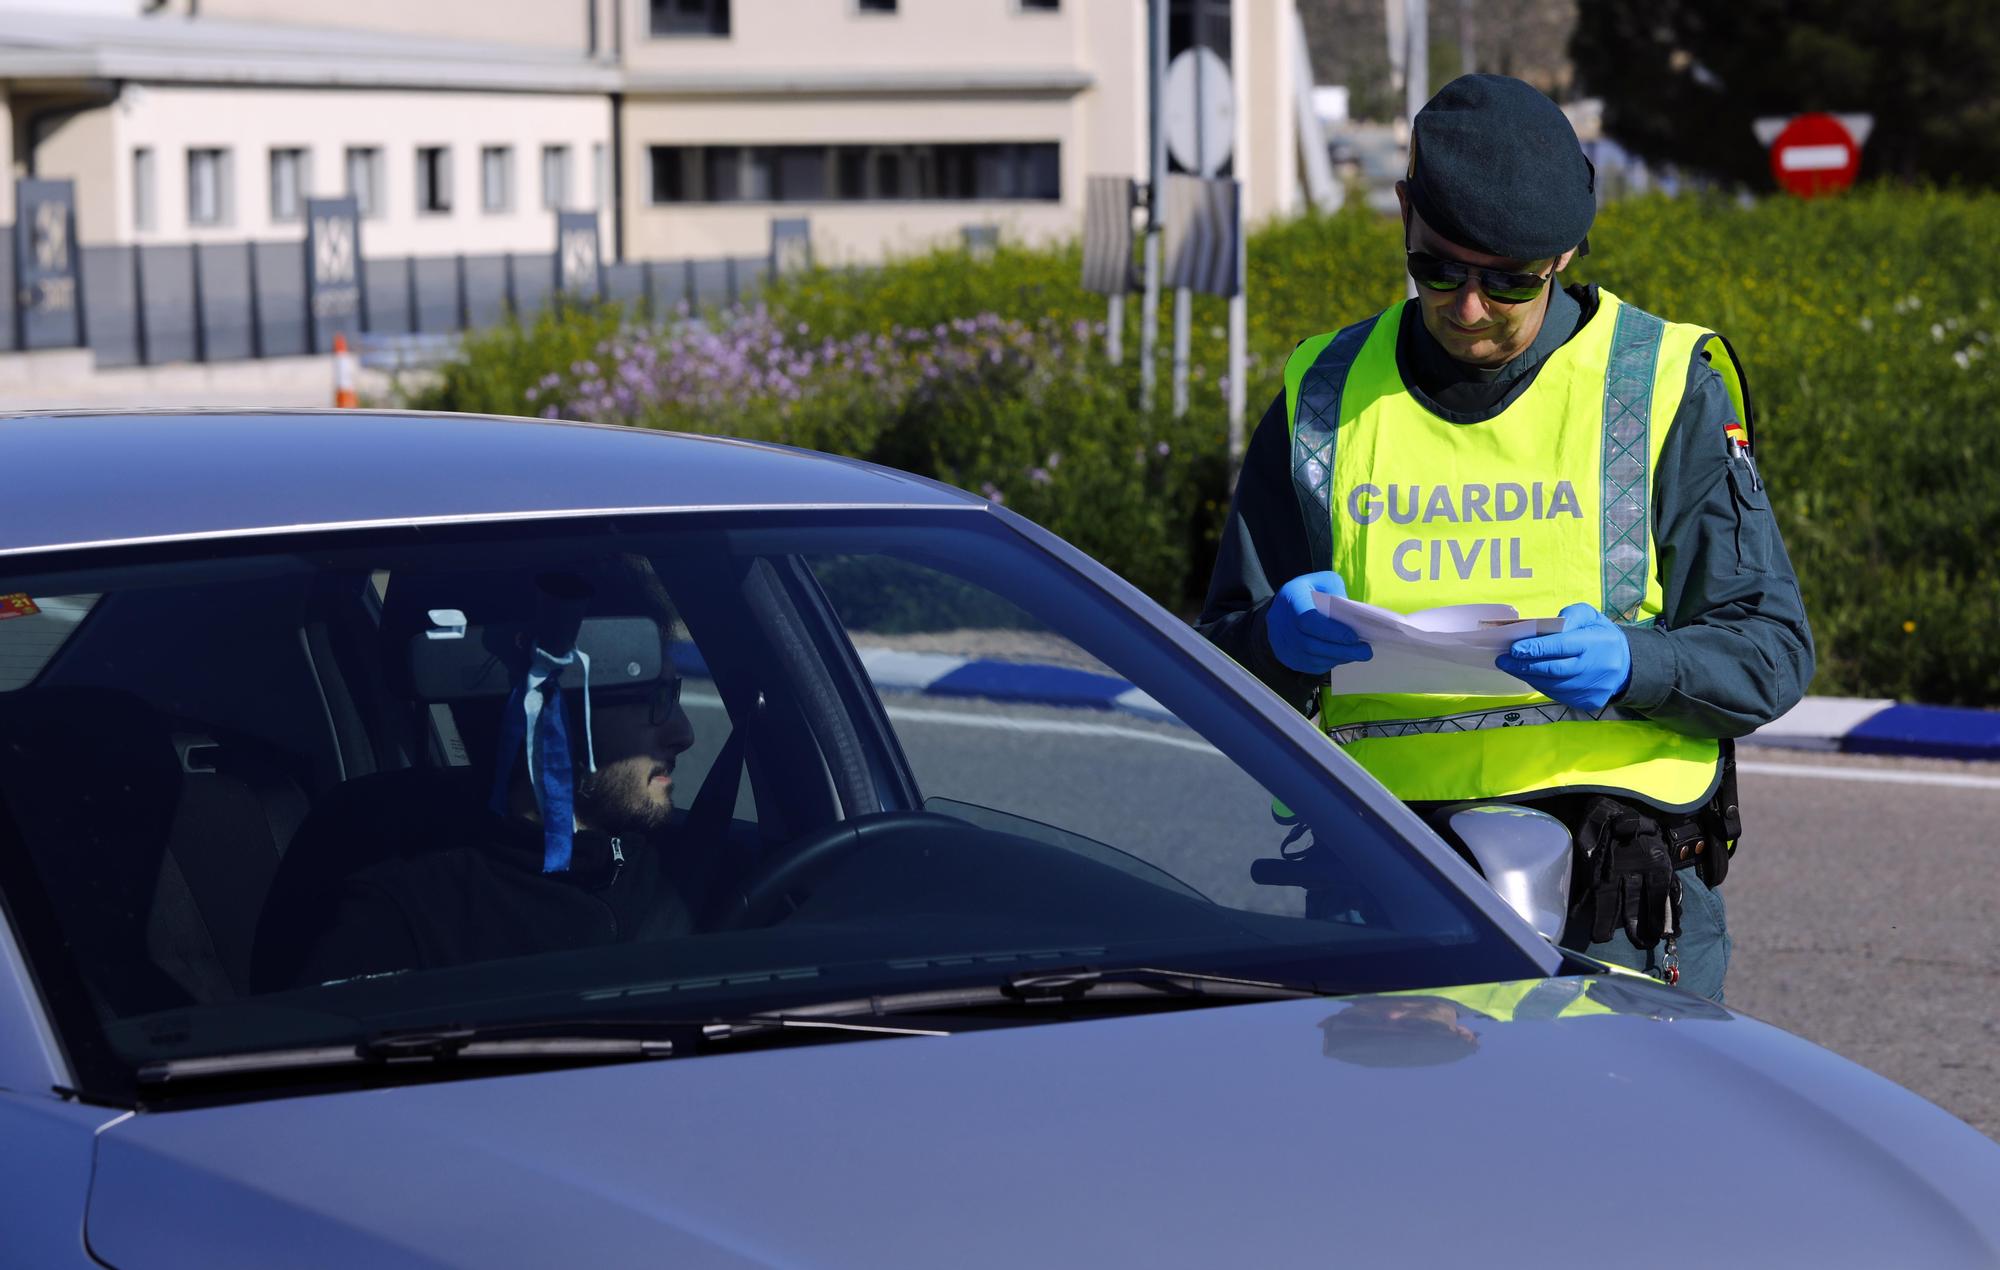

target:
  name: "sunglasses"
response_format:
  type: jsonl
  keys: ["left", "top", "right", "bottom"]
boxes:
{"left": 590, "top": 675, "right": 683, "bottom": 725}
{"left": 1405, "top": 250, "right": 1555, "bottom": 305}
{"left": 645, "top": 675, "right": 684, "bottom": 726}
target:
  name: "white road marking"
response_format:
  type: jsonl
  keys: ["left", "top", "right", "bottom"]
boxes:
{"left": 688, "top": 688, "right": 1220, "bottom": 755}
{"left": 1741, "top": 761, "right": 2000, "bottom": 792}
{"left": 883, "top": 705, "right": 1223, "bottom": 755}
{"left": 694, "top": 688, "right": 2000, "bottom": 790}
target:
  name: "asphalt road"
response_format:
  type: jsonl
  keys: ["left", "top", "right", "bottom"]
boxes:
{"left": 680, "top": 689, "right": 2000, "bottom": 1142}
{"left": 1726, "top": 747, "right": 2000, "bottom": 1142}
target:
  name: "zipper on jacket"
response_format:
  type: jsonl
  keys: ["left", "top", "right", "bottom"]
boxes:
{"left": 598, "top": 837, "right": 625, "bottom": 939}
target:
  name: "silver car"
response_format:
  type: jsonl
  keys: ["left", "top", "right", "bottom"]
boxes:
{"left": 3, "top": 410, "right": 1996, "bottom": 1268}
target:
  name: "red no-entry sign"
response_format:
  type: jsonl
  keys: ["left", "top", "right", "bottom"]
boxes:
{"left": 1769, "top": 112, "right": 1861, "bottom": 197}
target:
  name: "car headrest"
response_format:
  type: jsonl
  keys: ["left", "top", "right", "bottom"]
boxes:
{"left": 407, "top": 615, "right": 668, "bottom": 701}
{"left": 380, "top": 561, "right": 677, "bottom": 703}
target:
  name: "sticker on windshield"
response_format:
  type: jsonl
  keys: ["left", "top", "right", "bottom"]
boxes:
{"left": 0, "top": 594, "right": 41, "bottom": 621}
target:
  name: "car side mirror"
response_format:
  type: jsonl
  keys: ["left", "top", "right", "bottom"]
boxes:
{"left": 1443, "top": 803, "right": 1573, "bottom": 941}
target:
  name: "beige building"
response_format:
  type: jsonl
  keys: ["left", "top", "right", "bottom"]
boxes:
{"left": 2, "top": 0, "right": 1306, "bottom": 265}
{"left": 1, "top": 1, "right": 615, "bottom": 252}
{"left": 615, "top": 0, "right": 1302, "bottom": 264}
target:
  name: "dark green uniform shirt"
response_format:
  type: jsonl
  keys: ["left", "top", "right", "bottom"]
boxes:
{"left": 1196, "top": 283, "right": 1816, "bottom": 739}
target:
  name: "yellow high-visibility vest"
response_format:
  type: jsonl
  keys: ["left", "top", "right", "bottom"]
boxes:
{"left": 1282, "top": 290, "right": 1748, "bottom": 812}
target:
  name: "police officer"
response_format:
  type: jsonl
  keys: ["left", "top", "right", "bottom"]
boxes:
{"left": 1198, "top": 75, "right": 1815, "bottom": 1002}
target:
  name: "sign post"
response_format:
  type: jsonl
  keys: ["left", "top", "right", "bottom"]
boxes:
{"left": 1140, "top": 0, "right": 1167, "bottom": 413}
{"left": 1161, "top": 0, "right": 1238, "bottom": 423}
{"left": 555, "top": 210, "right": 604, "bottom": 300}
{"left": 303, "top": 196, "right": 363, "bottom": 354}
{"left": 1755, "top": 112, "right": 1870, "bottom": 197}
{"left": 1081, "top": 176, "right": 1139, "bottom": 365}
{"left": 13, "top": 178, "right": 83, "bottom": 351}
{"left": 770, "top": 217, "right": 812, "bottom": 277}
{"left": 1163, "top": 174, "right": 1244, "bottom": 433}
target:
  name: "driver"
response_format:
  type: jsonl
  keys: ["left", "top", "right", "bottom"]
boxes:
{"left": 291, "top": 580, "right": 699, "bottom": 987}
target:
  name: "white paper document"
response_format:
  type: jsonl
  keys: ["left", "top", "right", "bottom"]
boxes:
{"left": 1312, "top": 595, "right": 1566, "bottom": 696}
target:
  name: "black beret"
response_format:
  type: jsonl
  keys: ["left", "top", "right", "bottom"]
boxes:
{"left": 1407, "top": 74, "right": 1595, "bottom": 262}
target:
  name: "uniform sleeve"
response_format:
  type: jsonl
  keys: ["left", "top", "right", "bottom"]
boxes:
{"left": 1194, "top": 389, "right": 1325, "bottom": 714}
{"left": 1615, "top": 353, "right": 1816, "bottom": 737}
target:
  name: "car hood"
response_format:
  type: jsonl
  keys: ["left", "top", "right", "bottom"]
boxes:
{"left": 89, "top": 978, "right": 2000, "bottom": 1269}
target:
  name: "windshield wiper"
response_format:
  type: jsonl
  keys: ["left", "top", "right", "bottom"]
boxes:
{"left": 696, "top": 965, "right": 1326, "bottom": 1039}
{"left": 134, "top": 1013, "right": 948, "bottom": 1088}
{"left": 136, "top": 1023, "right": 682, "bottom": 1087}
{"left": 137, "top": 968, "right": 1324, "bottom": 1087}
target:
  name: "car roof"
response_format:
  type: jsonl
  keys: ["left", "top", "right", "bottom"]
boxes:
{"left": 0, "top": 409, "right": 980, "bottom": 556}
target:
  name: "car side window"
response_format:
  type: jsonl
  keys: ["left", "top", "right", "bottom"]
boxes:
{"left": 808, "top": 554, "right": 1304, "bottom": 915}
{"left": 666, "top": 628, "right": 759, "bottom": 827}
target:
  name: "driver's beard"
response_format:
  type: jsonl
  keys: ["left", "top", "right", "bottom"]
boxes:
{"left": 575, "top": 761, "right": 672, "bottom": 837}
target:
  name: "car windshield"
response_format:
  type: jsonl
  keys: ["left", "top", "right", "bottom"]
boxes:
{"left": 0, "top": 510, "right": 1537, "bottom": 1100}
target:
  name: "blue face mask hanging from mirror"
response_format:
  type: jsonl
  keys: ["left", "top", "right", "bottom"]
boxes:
{"left": 489, "top": 645, "right": 596, "bottom": 873}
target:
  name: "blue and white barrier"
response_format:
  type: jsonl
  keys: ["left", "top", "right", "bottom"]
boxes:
{"left": 1754, "top": 697, "right": 2000, "bottom": 762}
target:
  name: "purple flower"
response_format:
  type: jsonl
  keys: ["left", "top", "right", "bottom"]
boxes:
{"left": 1155, "top": 441, "right": 1171, "bottom": 457}
{"left": 979, "top": 482, "right": 1005, "bottom": 505}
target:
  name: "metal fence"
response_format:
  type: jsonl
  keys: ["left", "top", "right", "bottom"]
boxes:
{"left": 9, "top": 230, "right": 774, "bottom": 370}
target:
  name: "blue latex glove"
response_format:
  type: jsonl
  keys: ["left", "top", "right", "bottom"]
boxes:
{"left": 1266, "top": 572, "right": 1373, "bottom": 674}
{"left": 1494, "top": 602, "right": 1633, "bottom": 711}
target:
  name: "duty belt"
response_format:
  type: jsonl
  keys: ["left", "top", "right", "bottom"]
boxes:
{"left": 1321, "top": 702, "right": 1647, "bottom": 747}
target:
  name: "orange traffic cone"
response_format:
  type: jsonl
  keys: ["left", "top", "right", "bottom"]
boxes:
{"left": 332, "top": 333, "right": 359, "bottom": 408}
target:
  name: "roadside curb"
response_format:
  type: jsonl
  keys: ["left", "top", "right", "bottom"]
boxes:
{"left": 1754, "top": 697, "right": 2000, "bottom": 762}
{"left": 678, "top": 644, "right": 2000, "bottom": 761}
{"left": 853, "top": 649, "right": 1177, "bottom": 724}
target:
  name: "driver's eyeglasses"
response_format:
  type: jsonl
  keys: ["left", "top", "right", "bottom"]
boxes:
{"left": 647, "top": 675, "right": 683, "bottom": 726}
{"left": 1405, "top": 250, "right": 1554, "bottom": 305}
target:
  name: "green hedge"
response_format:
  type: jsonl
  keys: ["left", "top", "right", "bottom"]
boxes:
{"left": 408, "top": 188, "right": 2000, "bottom": 707}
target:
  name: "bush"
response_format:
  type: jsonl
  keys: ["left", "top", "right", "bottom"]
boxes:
{"left": 1568, "top": 188, "right": 2000, "bottom": 705}
{"left": 415, "top": 302, "right": 1230, "bottom": 609}
{"left": 408, "top": 188, "right": 2000, "bottom": 706}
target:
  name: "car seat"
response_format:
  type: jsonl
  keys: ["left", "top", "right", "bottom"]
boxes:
{"left": 249, "top": 568, "right": 532, "bottom": 991}
{"left": 0, "top": 686, "right": 190, "bottom": 1017}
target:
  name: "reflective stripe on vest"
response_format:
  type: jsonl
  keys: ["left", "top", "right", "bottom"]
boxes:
{"left": 1321, "top": 702, "right": 1646, "bottom": 747}
{"left": 1281, "top": 290, "right": 1726, "bottom": 812}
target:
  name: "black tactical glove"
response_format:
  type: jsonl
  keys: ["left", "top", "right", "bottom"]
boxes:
{"left": 1575, "top": 797, "right": 1681, "bottom": 949}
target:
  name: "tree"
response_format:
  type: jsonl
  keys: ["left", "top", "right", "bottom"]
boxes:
{"left": 1297, "top": 0, "right": 1578, "bottom": 123}
{"left": 1572, "top": 0, "right": 2000, "bottom": 189}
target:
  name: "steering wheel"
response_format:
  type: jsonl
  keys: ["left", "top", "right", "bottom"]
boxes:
{"left": 711, "top": 810, "right": 969, "bottom": 931}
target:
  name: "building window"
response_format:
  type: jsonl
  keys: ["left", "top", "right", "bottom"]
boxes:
{"left": 541, "top": 144, "right": 572, "bottom": 210}
{"left": 646, "top": 142, "right": 1060, "bottom": 204}
{"left": 416, "top": 145, "right": 453, "bottom": 214}
{"left": 857, "top": 0, "right": 897, "bottom": 11}
{"left": 1017, "top": 0, "right": 1059, "bottom": 10}
{"left": 649, "top": 0, "right": 729, "bottom": 36}
{"left": 132, "top": 147, "right": 156, "bottom": 232}
{"left": 481, "top": 145, "right": 514, "bottom": 213}
{"left": 187, "top": 147, "right": 233, "bottom": 227}
{"left": 346, "top": 146, "right": 384, "bottom": 218}
{"left": 269, "top": 147, "right": 308, "bottom": 223}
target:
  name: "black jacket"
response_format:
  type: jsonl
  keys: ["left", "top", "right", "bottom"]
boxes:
{"left": 292, "top": 812, "right": 698, "bottom": 987}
